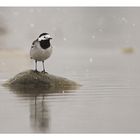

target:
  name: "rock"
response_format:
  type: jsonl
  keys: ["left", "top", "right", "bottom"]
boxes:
{"left": 3, "top": 70, "right": 80, "bottom": 94}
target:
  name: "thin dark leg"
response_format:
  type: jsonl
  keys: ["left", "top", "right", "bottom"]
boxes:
{"left": 42, "top": 61, "right": 45, "bottom": 72}
{"left": 35, "top": 60, "right": 38, "bottom": 72}
{"left": 34, "top": 96, "right": 37, "bottom": 120}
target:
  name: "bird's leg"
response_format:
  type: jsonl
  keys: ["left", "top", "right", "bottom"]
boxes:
{"left": 34, "top": 60, "right": 38, "bottom": 72}
{"left": 42, "top": 61, "right": 45, "bottom": 72}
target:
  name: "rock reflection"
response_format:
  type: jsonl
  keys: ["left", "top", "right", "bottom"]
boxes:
{"left": 4, "top": 83, "right": 79, "bottom": 133}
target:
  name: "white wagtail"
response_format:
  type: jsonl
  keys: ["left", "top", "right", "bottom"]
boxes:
{"left": 30, "top": 33, "right": 52, "bottom": 72}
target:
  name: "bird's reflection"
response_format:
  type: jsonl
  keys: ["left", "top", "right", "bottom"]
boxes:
{"left": 30, "top": 95, "right": 49, "bottom": 133}
{"left": 5, "top": 84, "right": 79, "bottom": 133}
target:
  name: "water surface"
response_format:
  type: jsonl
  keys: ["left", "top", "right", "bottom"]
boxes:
{"left": 0, "top": 47, "right": 140, "bottom": 133}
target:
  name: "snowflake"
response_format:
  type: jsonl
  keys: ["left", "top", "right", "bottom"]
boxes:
{"left": 89, "top": 57, "right": 93, "bottom": 63}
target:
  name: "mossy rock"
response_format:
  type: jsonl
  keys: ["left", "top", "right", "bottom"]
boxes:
{"left": 3, "top": 70, "right": 80, "bottom": 95}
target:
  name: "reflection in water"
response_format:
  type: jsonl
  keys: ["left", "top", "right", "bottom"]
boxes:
{"left": 30, "top": 95, "right": 49, "bottom": 133}
{"left": 5, "top": 83, "right": 79, "bottom": 133}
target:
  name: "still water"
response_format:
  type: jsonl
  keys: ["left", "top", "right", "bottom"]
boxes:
{"left": 0, "top": 46, "right": 140, "bottom": 133}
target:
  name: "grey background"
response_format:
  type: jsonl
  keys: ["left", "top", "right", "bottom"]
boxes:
{"left": 0, "top": 7, "right": 139, "bottom": 49}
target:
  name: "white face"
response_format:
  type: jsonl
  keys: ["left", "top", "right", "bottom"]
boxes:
{"left": 38, "top": 34, "right": 51, "bottom": 41}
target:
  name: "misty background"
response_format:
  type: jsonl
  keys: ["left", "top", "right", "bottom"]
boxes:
{"left": 0, "top": 7, "right": 139, "bottom": 50}
{"left": 1, "top": 7, "right": 140, "bottom": 133}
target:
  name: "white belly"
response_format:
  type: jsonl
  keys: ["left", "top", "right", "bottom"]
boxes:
{"left": 30, "top": 46, "right": 52, "bottom": 61}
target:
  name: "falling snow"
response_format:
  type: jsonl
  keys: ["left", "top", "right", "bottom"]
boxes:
{"left": 89, "top": 57, "right": 93, "bottom": 63}
{"left": 121, "top": 17, "right": 128, "bottom": 23}
{"left": 13, "top": 11, "right": 19, "bottom": 16}
{"left": 0, "top": 8, "right": 140, "bottom": 50}
{"left": 30, "top": 23, "right": 35, "bottom": 28}
{"left": 132, "top": 23, "right": 136, "bottom": 27}
{"left": 98, "top": 28, "right": 103, "bottom": 32}
{"left": 63, "top": 37, "right": 67, "bottom": 41}
{"left": 92, "top": 35, "right": 95, "bottom": 39}
{"left": 29, "top": 8, "right": 34, "bottom": 13}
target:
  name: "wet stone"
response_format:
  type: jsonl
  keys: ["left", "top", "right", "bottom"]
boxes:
{"left": 3, "top": 70, "right": 80, "bottom": 94}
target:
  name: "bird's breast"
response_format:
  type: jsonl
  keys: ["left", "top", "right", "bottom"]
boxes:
{"left": 30, "top": 46, "right": 52, "bottom": 61}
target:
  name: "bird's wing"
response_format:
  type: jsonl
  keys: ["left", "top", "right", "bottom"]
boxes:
{"left": 31, "top": 39, "right": 38, "bottom": 48}
{"left": 30, "top": 39, "right": 38, "bottom": 59}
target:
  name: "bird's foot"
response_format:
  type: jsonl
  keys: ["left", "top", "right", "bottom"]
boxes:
{"left": 34, "top": 69, "right": 39, "bottom": 73}
{"left": 41, "top": 70, "right": 48, "bottom": 74}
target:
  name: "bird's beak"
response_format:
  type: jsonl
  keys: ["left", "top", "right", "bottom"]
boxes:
{"left": 49, "top": 37, "right": 52, "bottom": 40}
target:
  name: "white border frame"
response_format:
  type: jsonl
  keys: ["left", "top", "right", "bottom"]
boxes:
{"left": 0, "top": 0, "right": 140, "bottom": 6}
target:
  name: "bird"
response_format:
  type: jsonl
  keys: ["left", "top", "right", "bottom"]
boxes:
{"left": 30, "top": 33, "right": 52, "bottom": 72}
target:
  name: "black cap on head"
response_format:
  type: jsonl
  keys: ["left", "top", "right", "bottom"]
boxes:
{"left": 39, "top": 33, "right": 48, "bottom": 38}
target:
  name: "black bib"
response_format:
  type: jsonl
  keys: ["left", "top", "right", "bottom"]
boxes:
{"left": 40, "top": 40, "right": 50, "bottom": 49}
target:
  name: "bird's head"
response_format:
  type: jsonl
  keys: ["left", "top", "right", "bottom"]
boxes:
{"left": 38, "top": 33, "right": 52, "bottom": 41}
